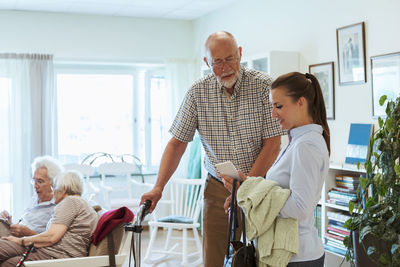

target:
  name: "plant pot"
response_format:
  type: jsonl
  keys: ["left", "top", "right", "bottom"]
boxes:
{"left": 353, "top": 231, "right": 389, "bottom": 267}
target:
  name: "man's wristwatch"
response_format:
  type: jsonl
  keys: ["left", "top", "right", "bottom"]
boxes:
{"left": 21, "top": 237, "right": 25, "bottom": 247}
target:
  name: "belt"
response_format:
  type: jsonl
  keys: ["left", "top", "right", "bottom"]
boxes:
{"left": 208, "top": 173, "right": 223, "bottom": 185}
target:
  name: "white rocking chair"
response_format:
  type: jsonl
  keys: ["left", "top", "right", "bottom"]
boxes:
{"left": 143, "top": 178, "right": 205, "bottom": 266}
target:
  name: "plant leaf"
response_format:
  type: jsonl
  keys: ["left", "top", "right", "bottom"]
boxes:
{"left": 392, "top": 244, "right": 400, "bottom": 255}
{"left": 378, "top": 116, "right": 384, "bottom": 128}
{"left": 367, "top": 246, "right": 376, "bottom": 256}
{"left": 365, "top": 197, "right": 375, "bottom": 208}
{"left": 379, "top": 95, "right": 387, "bottom": 106}
{"left": 360, "top": 225, "right": 372, "bottom": 241}
{"left": 395, "top": 164, "right": 400, "bottom": 175}
{"left": 349, "top": 201, "right": 355, "bottom": 215}
{"left": 360, "top": 177, "right": 368, "bottom": 190}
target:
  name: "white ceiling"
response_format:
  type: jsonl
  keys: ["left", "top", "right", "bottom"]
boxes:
{"left": 0, "top": 0, "right": 239, "bottom": 20}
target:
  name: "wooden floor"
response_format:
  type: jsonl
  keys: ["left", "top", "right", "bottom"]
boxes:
{"left": 123, "top": 228, "right": 204, "bottom": 267}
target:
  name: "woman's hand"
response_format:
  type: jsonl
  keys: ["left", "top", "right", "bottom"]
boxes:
{"left": 1, "top": 235, "right": 22, "bottom": 246}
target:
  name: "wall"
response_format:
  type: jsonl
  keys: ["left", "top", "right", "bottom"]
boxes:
{"left": 0, "top": 11, "right": 194, "bottom": 62}
{"left": 193, "top": 0, "right": 400, "bottom": 164}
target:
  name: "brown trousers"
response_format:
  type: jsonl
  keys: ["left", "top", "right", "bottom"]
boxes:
{"left": 203, "top": 177, "right": 242, "bottom": 267}
{"left": 0, "top": 239, "right": 56, "bottom": 267}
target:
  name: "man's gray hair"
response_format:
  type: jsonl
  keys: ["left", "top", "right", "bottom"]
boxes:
{"left": 31, "top": 156, "right": 64, "bottom": 184}
{"left": 54, "top": 171, "right": 84, "bottom": 196}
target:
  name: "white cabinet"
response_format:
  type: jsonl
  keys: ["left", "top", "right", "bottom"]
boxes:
{"left": 241, "top": 51, "right": 299, "bottom": 79}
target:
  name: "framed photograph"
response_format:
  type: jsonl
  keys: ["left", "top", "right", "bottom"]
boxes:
{"left": 309, "top": 62, "right": 335, "bottom": 119}
{"left": 371, "top": 52, "right": 400, "bottom": 117}
{"left": 336, "top": 22, "right": 366, "bottom": 85}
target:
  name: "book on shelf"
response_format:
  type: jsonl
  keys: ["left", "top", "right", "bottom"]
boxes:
{"left": 345, "top": 123, "right": 373, "bottom": 165}
{"left": 328, "top": 191, "right": 357, "bottom": 200}
{"left": 327, "top": 229, "right": 347, "bottom": 238}
{"left": 327, "top": 211, "right": 351, "bottom": 223}
{"left": 325, "top": 238, "right": 346, "bottom": 250}
{"left": 328, "top": 219, "right": 345, "bottom": 228}
{"left": 326, "top": 198, "right": 351, "bottom": 207}
{"left": 325, "top": 232, "right": 345, "bottom": 241}
{"left": 324, "top": 244, "right": 347, "bottom": 256}
{"left": 331, "top": 186, "right": 357, "bottom": 194}
{"left": 327, "top": 225, "right": 350, "bottom": 236}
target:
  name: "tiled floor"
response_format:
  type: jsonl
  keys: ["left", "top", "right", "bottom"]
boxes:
{"left": 123, "top": 228, "right": 204, "bottom": 267}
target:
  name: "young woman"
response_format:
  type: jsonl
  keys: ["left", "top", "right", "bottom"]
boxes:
{"left": 222, "top": 72, "right": 330, "bottom": 266}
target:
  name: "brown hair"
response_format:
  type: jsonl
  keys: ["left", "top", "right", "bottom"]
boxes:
{"left": 271, "top": 72, "right": 331, "bottom": 154}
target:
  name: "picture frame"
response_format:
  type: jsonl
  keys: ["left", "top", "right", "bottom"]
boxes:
{"left": 371, "top": 52, "right": 400, "bottom": 117}
{"left": 309, "top": 62, "right": 335, "bottom": 119}
{"left": 336, "top": 22, "right": 366, "bottom": 85}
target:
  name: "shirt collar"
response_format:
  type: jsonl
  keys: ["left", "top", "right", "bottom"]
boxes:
{"left": 288, "top": 124, "right": 323, "bottom": 142}
{"left": 218, "top": 66, "right": 244, "bottom": 96}
{"left": 33, "top": 195, "right": 56, "bottom": 206}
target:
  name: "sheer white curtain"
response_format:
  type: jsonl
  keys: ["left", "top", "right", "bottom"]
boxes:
{"left": 0, "top": 54, "right": 56, "bottom": 219}
{"left": 165, "top": 58, "right": 197, "bottom": 178}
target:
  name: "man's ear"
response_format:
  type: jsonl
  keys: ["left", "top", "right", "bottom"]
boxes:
{"left": 204, "top": 57, "right": 210, "bottom": 68}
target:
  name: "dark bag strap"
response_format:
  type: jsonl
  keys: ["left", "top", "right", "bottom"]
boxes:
{"left": 107, "top": 233, "right": 116, "bottom": 267}
{"left": 226, "top": 180, "right": 238, "bottom": 256}
{"left": 225, "top": 180, "right": 255, "bottom": 263}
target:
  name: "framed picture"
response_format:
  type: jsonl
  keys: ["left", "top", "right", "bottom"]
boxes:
{"left": 371, "top": 52, "right": 400, "bottom": 117}
{"left": 309, "top": 62, "right": 335, "bottom": 119}
{"left": 336, "top": 22, "right": 366, "bottom": 85}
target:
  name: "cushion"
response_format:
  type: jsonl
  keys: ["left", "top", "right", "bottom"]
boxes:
{"left": 89, "top": 223, "right": 124, "bottom": 256}
{"left": 92, "top": 206, "right": 133, "bottom": 245}
{"left": 157, "top": 215, "right": 193, "bottom": 224}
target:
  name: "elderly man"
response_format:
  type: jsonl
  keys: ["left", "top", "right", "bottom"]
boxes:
{"left": 141, "top": 31, "right": 285, "bottom": 266}
{"left": 0, "top": 156, "right": 63, "bottom": 237}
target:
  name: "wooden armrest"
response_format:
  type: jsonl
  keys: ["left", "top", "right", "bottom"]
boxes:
{"left": 25, "top": 254, "right": 128, "bottom": 267}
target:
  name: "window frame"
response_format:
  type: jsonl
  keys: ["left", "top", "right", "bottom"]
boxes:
{"left": 54, "top": 61, "right": 166, "bottom": 171}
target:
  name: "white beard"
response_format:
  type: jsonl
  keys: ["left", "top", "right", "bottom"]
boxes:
{"left": 217, "top": 72, "right": 238, "bottom": 89}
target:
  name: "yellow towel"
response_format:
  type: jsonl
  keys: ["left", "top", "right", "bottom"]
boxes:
{"left": 237, "top": 176, "right": 298, "bottom": 267}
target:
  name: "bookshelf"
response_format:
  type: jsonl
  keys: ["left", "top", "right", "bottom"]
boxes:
{"left": 320, "top": 163, "right": 366, "bottom": 266}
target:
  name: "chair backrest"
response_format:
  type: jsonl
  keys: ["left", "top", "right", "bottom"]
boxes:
{"left": 64, "top": 163, "right": 95, "bottom": 178}
{"left": 97, "top": 162, "right": 141, "bottom": 176}
{"left": 169, "top": 178, "right": 205, "bottom": 222}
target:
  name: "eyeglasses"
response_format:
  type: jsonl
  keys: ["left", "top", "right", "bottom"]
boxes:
{"left": 31, "top": 178, "right": 47, "bottom": 186}
{"left": 211, "top": 56, "right": 239, "bottom": 69}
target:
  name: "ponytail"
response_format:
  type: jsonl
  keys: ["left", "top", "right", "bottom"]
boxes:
{"left": 271, "top": 72, "right": 331, "bottom": 154}
{"left": 305, "top": 73, "right": 331, "bottom": 155}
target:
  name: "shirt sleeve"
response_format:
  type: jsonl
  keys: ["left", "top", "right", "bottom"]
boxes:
{"left": 169, "top": 87, "right": 198, "bottom": 142}
{"left": 49, "top": 197, "right": 79, "bottom": 228}
{"left": 261, "top": 78, "right": 287, "bottom": 139}
{"left": 279, "top": 141, "right": 325, "bottom": 220}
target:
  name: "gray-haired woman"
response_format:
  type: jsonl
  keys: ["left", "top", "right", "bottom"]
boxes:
{"left": 0, "top": 171, "right": 98, "bottom": 267}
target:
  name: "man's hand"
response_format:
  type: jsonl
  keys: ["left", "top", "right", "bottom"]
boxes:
{"left": 140, "top": 187, "right": 163, "bottom": 213}
{"left": 224, "top": 195, "right": 231, "bottom": 214}
{"left": 0, "top": 210, "right": 11, "bottom": 224}
{"left": 10, "top": 224, "right": 31, "bottom": 237}
{"left": 1, "top": 235, "right": 22, "bottom": 245}
{"left": 220, "top": 169, "right": 246, "bottom": 193}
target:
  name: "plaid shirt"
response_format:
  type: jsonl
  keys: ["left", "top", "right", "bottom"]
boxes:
{"left": 170, "top": 67, "right": 286, "bottom": 180}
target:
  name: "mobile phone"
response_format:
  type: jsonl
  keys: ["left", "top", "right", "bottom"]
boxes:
{"left": 215, "top": 161, "right": 241, "bottom": 181}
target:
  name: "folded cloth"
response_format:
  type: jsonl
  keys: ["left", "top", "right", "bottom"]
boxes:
{"left": 237, "top": 176, "right": 298, "bottom": 267}
{"left": 92, "top": 206, "right": 134, "bottom": 245}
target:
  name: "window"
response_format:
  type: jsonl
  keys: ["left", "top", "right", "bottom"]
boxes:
{"left": 56, "top": 63, "right": 167, "bottom": 170}
{"left": 0, "top": 77, "right": 11, "bottom": 212}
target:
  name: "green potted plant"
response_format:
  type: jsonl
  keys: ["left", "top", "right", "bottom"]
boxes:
{"left": 344, "top": 95, "right": 400, "bottom": 266}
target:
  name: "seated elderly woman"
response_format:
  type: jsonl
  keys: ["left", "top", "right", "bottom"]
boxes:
{"left": 0, "top": 171, "right": 98, "bottom": 267}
